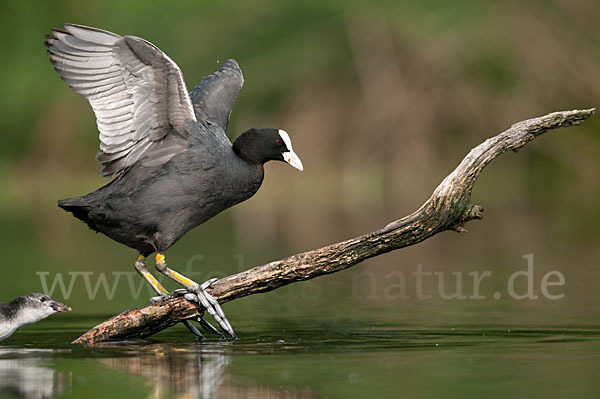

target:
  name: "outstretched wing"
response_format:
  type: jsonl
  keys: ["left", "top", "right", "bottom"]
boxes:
{"left": 190, "top": 59, "right": 244, "bottom": 131}
{"left": 45, "top": 24, "right": 197, "bottom": 177}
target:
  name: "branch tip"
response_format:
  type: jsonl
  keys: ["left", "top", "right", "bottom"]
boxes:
{"left": 466, "top": 204, "right": 484, "bottom": 220}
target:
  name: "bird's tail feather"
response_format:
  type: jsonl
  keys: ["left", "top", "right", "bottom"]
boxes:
{"left": 57, "top": 197, "right": 91, "bottom": 222}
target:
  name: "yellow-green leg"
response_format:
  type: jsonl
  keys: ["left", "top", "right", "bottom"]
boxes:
{"left": 155, "top": 253, "right": 235, "bottom": 338}
{"left": 134, "top": 254, "right": 168, "bottom": 295}
{"left": 134, "top": 254, "right": 206, "bottom": 338}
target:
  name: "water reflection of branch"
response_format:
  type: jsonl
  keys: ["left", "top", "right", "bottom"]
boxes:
{"left": 99, "top": 346, "right": 227, "bottom": 398}
{"left": 98, "top": 345, "right": 314, "bottom": 399}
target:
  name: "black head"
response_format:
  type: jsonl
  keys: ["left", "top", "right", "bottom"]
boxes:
{"left": 233, "top": 128, "right": 303, "bottom": 170}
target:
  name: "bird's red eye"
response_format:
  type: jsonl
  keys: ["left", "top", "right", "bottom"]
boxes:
{"left": 275, "top": 139, "right": 282, "bottom": 145}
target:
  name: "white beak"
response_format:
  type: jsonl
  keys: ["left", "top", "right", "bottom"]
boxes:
{"left": 283, "top": 150, "right": 303, "bottom": 171}
{"left": 278, "top": 129, "right": 303, "bottom": 171}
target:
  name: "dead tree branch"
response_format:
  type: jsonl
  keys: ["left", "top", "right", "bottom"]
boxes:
{"left": 73, "top": 108, "right": 595, "bottom": 345}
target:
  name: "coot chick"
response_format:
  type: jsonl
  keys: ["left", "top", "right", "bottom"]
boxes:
{"left": 45, "top": 24, "right": 303, "bottom": 338}
{"left": 0, "top": 293, "right": 71, "bottom": 341}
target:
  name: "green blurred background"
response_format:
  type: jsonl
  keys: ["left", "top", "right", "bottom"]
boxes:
{"left": 0, "top": 0, "right": 598, "bottom": 321}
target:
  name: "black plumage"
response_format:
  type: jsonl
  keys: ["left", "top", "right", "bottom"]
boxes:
{"left": 46, "top": 24, "right": 303, "bottom": 338}
{"left": 58, "top": 125, "right": 273, "bottom": 255}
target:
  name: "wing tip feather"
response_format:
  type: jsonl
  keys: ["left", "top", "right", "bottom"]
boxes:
{"left": 63, "top": 23, "right": 121, "bottom": 37}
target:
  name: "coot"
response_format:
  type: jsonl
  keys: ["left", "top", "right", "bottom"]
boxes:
{"left": 0, "top": 293, "right": 71, "bottom": 341}
{"left": 45, "top": 24, "right": 303, "bottom": 338}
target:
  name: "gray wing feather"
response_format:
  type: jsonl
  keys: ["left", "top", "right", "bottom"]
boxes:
{"left": 190, "top": 59, "right": 244, "bottom": 130}
{"left": 45, "top": 24, "right": 196, "bottom": 177}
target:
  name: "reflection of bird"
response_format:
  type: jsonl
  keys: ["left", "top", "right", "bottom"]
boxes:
{"left": 45, "top": 24, "right": 303, "bottom": 338}
{"left": 100, "top": 345, "right": 229, "bottom": 398}
{"left": 0, "top": 293, "right": 71, "bottom": 341}
{"left": 0, "top": 356, "right": 69, "bottom": 399}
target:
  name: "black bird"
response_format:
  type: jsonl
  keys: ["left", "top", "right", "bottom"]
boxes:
{"left": 0, "top": 293, "right": 71, "bottom": 341}
{"left": 45, "top": 24, "right": 303, "bottom": 338}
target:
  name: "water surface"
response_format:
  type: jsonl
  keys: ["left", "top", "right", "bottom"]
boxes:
{"left": 1, "top": 316, "right": 598, "bottom": 398}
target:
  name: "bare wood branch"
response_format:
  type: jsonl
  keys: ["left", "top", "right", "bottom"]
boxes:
{"left": 73, "top": 108, "right": 595, "bottom": 345}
